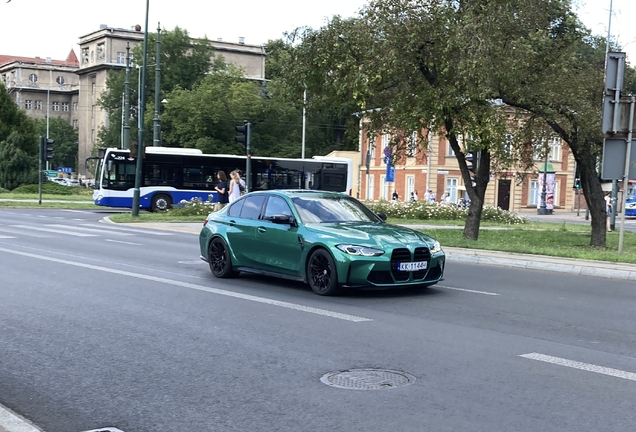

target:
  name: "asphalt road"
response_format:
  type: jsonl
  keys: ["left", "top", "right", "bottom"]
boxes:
{"left": 1, "top": 208, "right": 635, "bottom": 432}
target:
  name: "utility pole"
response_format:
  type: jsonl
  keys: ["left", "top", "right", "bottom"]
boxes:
{"left": 123, "top": 42, "right": 131, "bottom": 150}
{"left": 153, "top": 23, "right": 162, "bottom": 147}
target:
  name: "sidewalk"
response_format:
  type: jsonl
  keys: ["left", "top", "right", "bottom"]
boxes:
{"left": 113, "top": 218, "right": 636, "bottom": 282}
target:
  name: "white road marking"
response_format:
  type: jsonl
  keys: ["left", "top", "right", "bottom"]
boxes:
{"left": 11, "top": 225, "right": 97, "bottom": 237}
{"left": 0, "top": 402, "right": 42, "bottom": 432}
{"left": 82, "top": 223, "right": 174, "bottom": 235}
{"left": 0, "top": 227, "right": 52, "bottom": 237}
{"left": 519, "top": 352, "right": 636, "bottom": 382}
{"left": 0, "top": 235, "right": 16, "bottom": 239}
{"left": 47, "top": 224, "right": 134, "bottom": 236}
{"left": 105, "top": 239, "right": 142, "bottom": 245}
{"left": 0, "top": 246, "right": 372, "bottom": 323}
{"left": 437, "top": 285, "right": 500, "bottom": 296}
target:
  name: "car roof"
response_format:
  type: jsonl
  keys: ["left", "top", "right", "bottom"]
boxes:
{"left": 249, "top": 190, "right": 349, "bottom": 198}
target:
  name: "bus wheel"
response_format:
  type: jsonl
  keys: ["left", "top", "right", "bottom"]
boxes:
{"left": 151, "top": 194, "right": 172, "bottom": 212}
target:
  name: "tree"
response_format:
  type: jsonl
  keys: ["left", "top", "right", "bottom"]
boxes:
{"left": 0, "top": 132, "right": 38, "bottom": 190}
{"left": 98, "top": 26, "right": 215, "bottom": 149}
{"left": 34, "top": 118, "right": 78, "bottom": 170}
{"left": 288, "top": 0, "right": 619, "bottom": 245}
{"left": 0, "top": 85, "right": 36, "bottom": 155}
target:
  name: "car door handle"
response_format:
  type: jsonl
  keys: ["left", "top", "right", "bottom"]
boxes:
{"left": 229, "top": 220, "right": 236, "bottom": 226}
{"left": 258, "top": 227, "right": 266, "bottom": 233}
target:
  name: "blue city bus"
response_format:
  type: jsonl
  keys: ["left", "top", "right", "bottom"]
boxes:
{"left": 87, "top": 147, "right": 353, "bottom": 211}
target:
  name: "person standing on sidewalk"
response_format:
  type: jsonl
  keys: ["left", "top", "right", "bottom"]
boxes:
{"left": 605, "top": 191, "right": 612, "bottom": 232}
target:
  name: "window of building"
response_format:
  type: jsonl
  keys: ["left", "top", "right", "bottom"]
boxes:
{"left": 73, "top": 102, "right": 78, "bottom": 112}
{"left": 366, "top": 174, "right": 374, "bottom": 201}
{"left": 380, "top": 175, "right": 389, "bottom": 200}
{"left": 408, "top": 132, "right": 417, "bottom": 157}
{"left": 82, "top": 48, "right": 89, "bottom": 64}
{"left": 92, "top": 83, "right": 96, "bottom": 95}
{"left": 52, "top": 102, "right": 60, "bottom": 111}
{"left": 35, "top": 100, "right": 42, "bottom": 110}
{"left": 28, "top": 73, "right": 38, "bottom": 84}
{"left": 25, "top": 100, "right": 32, "bottom": 110}
{"left": 62, "top": 102, "right": 69, "bottom": 112}
{"left": 406, "top": 175, "right": 415, "bottom": 199}
{"left": 72, "top": 119, "right": 79, "bottom": 129}
{"left": 91, "top": 129, "right": 95, "bottom": 143}
{"left": 448, "top": 135, "right": 459, "bottom": 156}
{"left": 117, "top": 52, "right": 126, "bottom": 64}
{"left": 91, "top": 105, "right": 95, "bottom": 119}
{"left": 549, "top": 137, "right": 561, "bottom": 161}
{"left": 382, "top": 133, "right": 391, "bottom": 147}
{"left": 529, "top": 180, "right": 539, "bottom": 205}
{"left": 446, "top": 178, "right": 459, "bottom": 204}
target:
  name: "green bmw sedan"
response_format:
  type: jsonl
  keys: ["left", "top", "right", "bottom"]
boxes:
{"left": 199, "top": 190, "right": 445, "bottom": 295}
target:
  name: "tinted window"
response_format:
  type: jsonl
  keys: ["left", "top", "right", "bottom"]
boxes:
{"left": 264, "top": 196, "right": 293, "bottom": 218}
{"left": 227, "top": 199, "right": 245, "bottom": 217}
{"left": 239, "top": 195, "right": 266, "bottom": 220}
{"left": 292, "top": 196, "right": 380, "bottom": 223}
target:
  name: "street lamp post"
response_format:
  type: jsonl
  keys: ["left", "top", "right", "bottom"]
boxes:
{"left": 153, "top": 23, "right": 161, "bottom": 147}
{"left": 538, "top": 152, "right": 549, "bottom": 215}
{"left": 132, "top": 0, "right": 150, "bottom": 217}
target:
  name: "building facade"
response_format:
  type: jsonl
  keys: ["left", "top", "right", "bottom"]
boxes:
{"left": 1, "top": 51, "right": 80, "bottom": 131}
{"left": 358, "top": 122, "right": 581, "bottom": 212}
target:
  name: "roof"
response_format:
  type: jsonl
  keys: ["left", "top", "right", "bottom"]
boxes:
{"left": 0, "top": 50, "right": 79, "bottom": 68}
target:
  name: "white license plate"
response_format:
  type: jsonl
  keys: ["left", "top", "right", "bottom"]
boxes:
{"left": 397, "top": 261, "right": 428, "bottom": 271}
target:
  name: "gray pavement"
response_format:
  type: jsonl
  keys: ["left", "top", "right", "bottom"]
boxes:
{"left": 111, "top": 212, "right": 636, "bottom": 282}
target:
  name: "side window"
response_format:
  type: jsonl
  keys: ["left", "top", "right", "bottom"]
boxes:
{"left": 227, "top": 199, "right": 245, "bottom": 217}
{"left": 264, "top": 196, "right": 293, "bottom": 219}
{"left": 239, "top": 195, "right": 266, "bottom": 220}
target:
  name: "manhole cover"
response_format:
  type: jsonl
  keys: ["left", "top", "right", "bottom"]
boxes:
{"left": 320, "top": 368, "right": 416, "bottom": 390}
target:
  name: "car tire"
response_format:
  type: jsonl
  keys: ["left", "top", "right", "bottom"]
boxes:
{"left": 307, "top": 248, "right": 340, "bottom": 296}
{"left": 208, "top": 237, "right": 239, "bottom": 278}
{"left": 151, "top": 193, "right": 172, "bottom": 212}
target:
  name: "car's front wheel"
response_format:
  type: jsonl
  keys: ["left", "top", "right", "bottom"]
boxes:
{"left": 307, "top": 249, "right": 340, "bottom": 296}
{"left": 208, "top": 237, "right": 239, "bottom": 278}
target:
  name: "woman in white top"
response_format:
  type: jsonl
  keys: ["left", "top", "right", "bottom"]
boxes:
{"left": 228, "top": 170, "right": 242, "bottom": 203}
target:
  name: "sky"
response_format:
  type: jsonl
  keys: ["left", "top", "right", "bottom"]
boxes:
{"left": 0, "top": 0, "right": 635, "bottom": 63}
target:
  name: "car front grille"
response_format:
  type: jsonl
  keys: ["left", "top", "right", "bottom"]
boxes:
{"left": 364, "top": 247, "right": 434, "bottom": 285}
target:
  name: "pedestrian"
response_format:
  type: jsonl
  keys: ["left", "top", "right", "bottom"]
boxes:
{"left": 605, "top": 191, "right": 612, "bottom": 232}
{"left": 236, "top": 169, "right": 246, "bottom": 193}
{"left": 392, "top": 191, "right": 399, "bottom": 202}
{"left": 441, "top": 191, "right": 452, "bottom": 205}
{"left": 214, "top": 171, "right": 229, "bottom": 211}
{"left": 410, "top": 190, "right": 419, "bottom": 202}
{"left": 228, "top": 170, "right": 242, "bottom": 203}
{"left": 424, "top": 189, "right": 433, "bottom": 202}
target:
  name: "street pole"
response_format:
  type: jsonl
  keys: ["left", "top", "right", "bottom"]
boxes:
{"left": 132, "top": 0, "right": 150, "bottom": 216}
{"left": 246, "top": 122, "right": 252, "bottom": 193}
{"left": 301, "top": 89, "right": 306, "bottom": 159}
{"left": 153, "top": 23, "right": 161, "bottom": 147}
{"left": 46, "top": 66, "right": 51, "bottom": 171}
{"left": 618, "top": 96, "right": 634, "bottom": 254}
{"left": 123, "top": 42, "right": 131, "bottom": 150}
{"left": 538, "top": 153, "right": 548, "bottom": 215}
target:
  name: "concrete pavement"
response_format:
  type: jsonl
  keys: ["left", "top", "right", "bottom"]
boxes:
{"left": 113, "top": 214, "right": 636, "bottom": 282}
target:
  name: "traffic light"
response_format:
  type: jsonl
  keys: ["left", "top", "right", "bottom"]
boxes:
{"left": 574, "top": 178, "right": 581, "bottom": 189}
{"left": 39, "top": 136, "right": 54, "bottom": 164}
{"left": 465, "top": 150, "right": 477, "bottom": 186}
{"left": 235, "top": 122, "right": 251, "bottom": 150}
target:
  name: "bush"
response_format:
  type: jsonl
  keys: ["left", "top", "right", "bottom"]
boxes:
{"left": 12, "top": 182, "right": 73, "bottom": 195}
{"left": 364, "top": 200, "right": 527, "bottom": 225}
{"left": 0, "top": 187, "right": 10, "bottom": 194}
{"left": 168, "top": 197, "right": 215, "bottom": 216}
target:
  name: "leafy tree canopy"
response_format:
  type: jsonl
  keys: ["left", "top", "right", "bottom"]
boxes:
{"left": 0, "top": 131, "right": 38, "bottom": 190}
{"left": 0, "top": 85, "right": 36, "bottom": 155}
{"left": 34, "top": 118, "right": 79, "bottom": 170}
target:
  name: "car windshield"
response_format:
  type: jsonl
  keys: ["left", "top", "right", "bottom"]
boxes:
{"left": 291, "top": 196, "right": 381, "bottom": 224}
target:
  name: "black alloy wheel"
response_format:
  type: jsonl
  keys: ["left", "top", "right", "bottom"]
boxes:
{"left": 208, "top": 238, "right": 239, "bottom": 278}
{"left": 307, "top": 249, "right": 340, "bottom": 296}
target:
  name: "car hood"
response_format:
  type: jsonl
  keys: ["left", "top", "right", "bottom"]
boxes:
{"left": 304, "top": 222, "right": 436, "bottom": 248}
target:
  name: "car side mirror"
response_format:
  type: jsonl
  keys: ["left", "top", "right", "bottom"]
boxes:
{"left": 376, "top": 212, "right": 387, "bottom": 221}
{"left": 267, "top": 214, "right": 296, "bottom": 226}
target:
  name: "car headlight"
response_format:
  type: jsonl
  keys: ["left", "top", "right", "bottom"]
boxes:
{"left": 430, "top": 241, "right": 442, "bottom": 254}
{"left": 336, "top": 244, "right": 385, "bottom": 256}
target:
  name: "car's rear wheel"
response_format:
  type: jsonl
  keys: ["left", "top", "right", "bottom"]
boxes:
{"left": 208, "top": 237, "right": 239, "bottom": 278}
{"left": 307, "top": 249, "right": 340, "bottom": 295}
{"left": 151, "top": 193, "right": 172, "bottom": 212}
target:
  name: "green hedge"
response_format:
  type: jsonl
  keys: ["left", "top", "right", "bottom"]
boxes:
{"left": 364, "top": 200, "right": 528, "bottom": 225}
